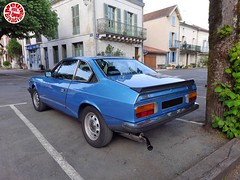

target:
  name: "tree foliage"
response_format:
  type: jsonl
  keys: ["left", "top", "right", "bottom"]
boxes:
{"left": 97, "top": 44, "right": 124, "bottom": 57}
{"left": 0, "top": 0, "right": 58, "bottom": 39}
{"left": 6, "top": 38, "right": 22, "bottom": 59}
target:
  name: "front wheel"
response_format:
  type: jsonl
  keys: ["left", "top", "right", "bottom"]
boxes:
{"left": 31, "top": 89, "right": 47, "bottom": 112}
{"left": 81, "top": 106, "right": 113, "bottom": 148}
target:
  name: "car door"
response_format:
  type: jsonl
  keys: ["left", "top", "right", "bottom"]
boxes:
{"left": 41, "top": 59, "right": 78, "bottom": 112}
{"left": 65, "top": 60, "right": 95, "bottom": 117}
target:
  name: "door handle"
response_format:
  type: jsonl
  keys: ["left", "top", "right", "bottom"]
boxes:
{"left": 60, "top": 88, "right": 66, "bottom": 93}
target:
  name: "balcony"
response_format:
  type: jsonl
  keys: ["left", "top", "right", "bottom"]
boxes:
{"left": 169, "top": 40, "right": 180, "bottom": 50}
{"left": 97, "top": 18, "right": 147, "bottom": 44}
{"left": 180, "top": 43, "right": 201, "bottom": 53}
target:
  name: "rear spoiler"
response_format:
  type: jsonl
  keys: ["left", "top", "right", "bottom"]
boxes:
{"left": 131, "top": 79, "right": 195, "bottom": 93}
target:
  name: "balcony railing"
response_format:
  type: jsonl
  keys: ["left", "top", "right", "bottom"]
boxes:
{"left": 97, "top": 18, "right": 147, "bottom": 40}
{"left": 180, "top": 43, "right": 201, "bottom": 52}
{"left": 169, "top": 40, "right": 180, "bottom": 49}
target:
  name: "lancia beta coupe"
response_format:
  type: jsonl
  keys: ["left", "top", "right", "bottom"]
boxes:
{"left": 28, "top": 57, "right": 199, "bottom": 149}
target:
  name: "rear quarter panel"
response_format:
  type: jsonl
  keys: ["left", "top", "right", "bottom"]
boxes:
{"left": 65, "top": 79, "right": 139, "bottom": 125}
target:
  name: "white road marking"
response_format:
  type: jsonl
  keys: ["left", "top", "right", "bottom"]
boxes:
{"left": 175, "top": 118, "right": 205, "bottom": 126}
{"left": 197, "top": 96, "right": 206, "bottom": 99}
{"left": 0, "top": 102, "right": 27, "bottom": 108}
{"left": 10, "top": 105, "right": 84, "bottom": 180}
{"left": 0, "top": 78, "right": 24, "bottom": 81}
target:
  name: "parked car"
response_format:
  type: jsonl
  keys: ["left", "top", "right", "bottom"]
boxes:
{"left": 28, "top": 57, "right": 199, "bottom": 149}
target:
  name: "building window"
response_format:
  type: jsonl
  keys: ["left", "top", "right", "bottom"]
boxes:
{"left": 108, "top": 6, "right": 115, "bottom": 29}
{"left": 182, "top": 36, "right": 185, "bottom": 43}
{"left": 104, "top": 4, "right": 121, "bottom": 33}
{"left": 172, "top": 16, "right": 175, "bottom": 26}
{"left": 72, "top": 4, "right": 80, "bottom": 35}
{"left": 170, "top": 52, "right": 176, "bottom": 63}
{"left": 104, "top": 4, "right": 117, "bottom": 33}
{"left": 126, "top": 12, "right": 133, "bottom": 26}
{"left": 36, "top": 36, "right": 42, "bottom": 43}
{"left": 62, "top": 44, "right": 67, "bottom": 58}
{"left": 53, "top": 46, "right": 59, "bottom": 64}
{"left": 107, "top": 6, "right": 115, "bottom": 21}
{"left": 72, "top": 42, "right": 83, "bottom": 56}
{"left": 26, "top": 38, "right": 31, "bottom": 45}
{"left": 124, "top": 10, "right": 137, "bottom": 36}
{"left": 169, "top": 32, "right": 177, "bottom": 48}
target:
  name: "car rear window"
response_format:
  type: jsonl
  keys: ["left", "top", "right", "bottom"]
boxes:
{"left": 95, "top": 59, "right": 155, "bottom": 76}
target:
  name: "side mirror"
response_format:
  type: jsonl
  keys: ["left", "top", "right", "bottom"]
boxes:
{"left": 45, "top": 71, "right": 52, "bottom": 77}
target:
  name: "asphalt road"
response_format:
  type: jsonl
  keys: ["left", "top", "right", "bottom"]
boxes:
{"left": 0, "top": 68, "right": 227, "bottom": 180}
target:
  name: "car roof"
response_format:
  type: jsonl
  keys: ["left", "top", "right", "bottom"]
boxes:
{"left": 63, "top": 56, "right": 133, "bottom": 62}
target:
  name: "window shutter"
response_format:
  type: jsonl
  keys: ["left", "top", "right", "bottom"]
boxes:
{"left": 72, "top": 6, "right": 75, "bottom": 34}
{"left": 76, "top": 4, "right": 80, "bottom": 34}
{"left": 124, "top": 10, "right": 127, "bottom": 33}
{"left": 134, "top": 14, "right": 137, "bottom": 26}
{"left": 117, "top": 8, "right": 121, "bottom": 33}
{"left": 174, "top": 52, "right": 176, "bottom": 62}
{"left": 104, "top": 4, "right": 108, "bottom": 19}
{"left": 169, "top": 32, "right": 173, "bottom": 48}
{"left": 175, "top": 33, "right": 177, "bottom": 48}
{"left": 134, "top": 14, "right": 137, "bottom": 36}
{"left": 72, "top": 5, "right": 80, "bottom": 35}
{"left": 170, "top": 52, "right": 173, "bottom": 63}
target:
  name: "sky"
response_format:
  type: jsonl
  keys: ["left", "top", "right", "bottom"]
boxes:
{"left": 143, "top": 0, "right": 209, "bottom": 29}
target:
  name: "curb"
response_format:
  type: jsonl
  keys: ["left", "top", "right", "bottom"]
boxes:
{"left": 175, "top": 137, "right": 240, "bottom": 180}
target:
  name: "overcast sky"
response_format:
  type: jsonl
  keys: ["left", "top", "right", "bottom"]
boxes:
{"left": 143, "top": 0, "right": 209, "bottom": 29}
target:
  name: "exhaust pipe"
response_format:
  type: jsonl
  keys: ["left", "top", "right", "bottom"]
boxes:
{"left": 119, "top": 132, "right": 153, "bottom": 151}
{"left": 139, "top": 133, "right": 153, "bottom": 151}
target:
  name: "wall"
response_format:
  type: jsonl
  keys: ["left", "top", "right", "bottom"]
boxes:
{"left": 38, "top": 0, "right": 144, "bottom": 69}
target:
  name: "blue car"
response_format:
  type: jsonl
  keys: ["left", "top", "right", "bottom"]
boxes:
{"left": 28, "top": 57, "right": 199, "bottom": 149}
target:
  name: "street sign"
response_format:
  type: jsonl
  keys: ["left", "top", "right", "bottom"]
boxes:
{"left": 3, "top": 2, "right": 25, "bottom": 24}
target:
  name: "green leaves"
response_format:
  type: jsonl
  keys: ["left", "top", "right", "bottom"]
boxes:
{"left": 225, "top": 68, "right": 232, "bottom": 74}
{"left": 6, "top": 39, "right": 22, "bottom": 58}
{"left": 218, "top": 25, "right": 233, "bottom": 38}
{"left": 214, "top": 86, "right": 222, "bottom": 93}
{"left": 213, "top": 38, "right": 240, "bottom": 139}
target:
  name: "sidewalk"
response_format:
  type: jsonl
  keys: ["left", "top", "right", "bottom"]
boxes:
{"left": 175, "top": 136, "right": 240, "bottom": 179}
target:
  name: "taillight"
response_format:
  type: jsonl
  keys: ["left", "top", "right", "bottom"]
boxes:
{"left": 186, "top": 92, "right": 197, "bottom": 103}
{"left": 135, "top": 103, "right": 157, "bottom": 118}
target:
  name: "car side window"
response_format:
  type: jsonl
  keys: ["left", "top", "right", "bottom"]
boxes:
{"left": 53, "top": 60, "right": 78, "bottom": 80}
{"left": 74, "top": 60, "right": 93, "bottom": 82}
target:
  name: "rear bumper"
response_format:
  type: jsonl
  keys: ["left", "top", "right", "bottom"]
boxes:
{"left": 112, "top": 103, "right": 199, "bottom": 134}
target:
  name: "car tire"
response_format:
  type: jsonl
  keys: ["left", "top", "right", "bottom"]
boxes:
{"left": 31, "top": 89, "right": 47, "bottom": 112}
{"left": 81, "top": 106, "right": 113, "bottom": 148}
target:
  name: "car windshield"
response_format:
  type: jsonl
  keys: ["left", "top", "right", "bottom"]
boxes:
{"left": 95, "top": 58, "right": 156, "bottom": 76}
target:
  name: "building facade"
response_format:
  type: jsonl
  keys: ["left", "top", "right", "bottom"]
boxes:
{"left": 24, "top": 0, "right": 146, "bottom": 70}
{"left": 143, "top": 5, "right": 209, "bottom": 69}
{"left": 143, "top": 5, "right": 182, "bottom": 69}
{"left": 179, "top": 22, "right": 209, "bottom": 67}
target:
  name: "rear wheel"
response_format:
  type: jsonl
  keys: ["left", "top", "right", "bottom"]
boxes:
{"left": 31, "top": 89, "right": 47, "bottom": 112}
{"left": 81, "top": 106, "right": 113, "bottom": 148}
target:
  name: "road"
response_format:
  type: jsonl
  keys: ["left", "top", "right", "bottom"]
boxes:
{"left": 0, "top": 68, "right": 227, "bottom": 180}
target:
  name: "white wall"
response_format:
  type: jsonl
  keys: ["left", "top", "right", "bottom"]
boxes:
{"left": 144, "top": 8, "right": 181, "bottom": 66}
{"left": 38, "top": 0, "right": 144, "bottom": 69}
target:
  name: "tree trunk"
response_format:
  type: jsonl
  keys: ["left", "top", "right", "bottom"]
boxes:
{"left": 205, "top": 0, "right": 240, "bottom": 128}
